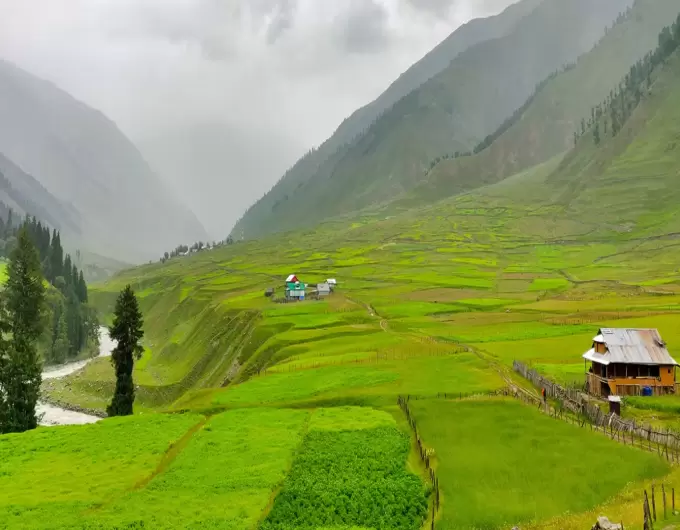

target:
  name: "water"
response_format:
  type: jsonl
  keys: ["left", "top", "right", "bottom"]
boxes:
{"left": 38, "top": 327, "right": 115, "bottom": 426}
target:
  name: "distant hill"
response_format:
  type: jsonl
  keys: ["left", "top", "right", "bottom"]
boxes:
{"left": 233, "top": 0, "right": 633, "bottom": 239}
{"left": 0, "top": 60, "right": 208, "bottom": 262}
{"left": 414, "top": 0, "right": 680, "bottom": 205}
{"left": 0, "top": 151, "right": 79, "bottom": 234}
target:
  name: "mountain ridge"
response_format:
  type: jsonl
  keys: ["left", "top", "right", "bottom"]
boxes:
{"left": 233, "top": 0, "right": 634, "bottom": 240}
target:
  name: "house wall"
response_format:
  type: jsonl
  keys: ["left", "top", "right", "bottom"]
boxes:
{"left": 587, "top": 365, "right": 676, "bottom": 397}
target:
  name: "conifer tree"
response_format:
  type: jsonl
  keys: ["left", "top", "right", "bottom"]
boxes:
{"left": 49, "top": 229, "right": 63, "bottom": 282}
{"left": 63, "top": 254, "right": 72, "bottom": 288}
{"left": 0, "top": 228, "right": 45, "bottom": 433}
{"left": 107, "top": 285, "right": 144, "bottom": 417}
{"left": 78, "top": 271, "right": 88, "bottom": 303}
{"left": 52, "top": 304, "right": 70, "bottom": 365}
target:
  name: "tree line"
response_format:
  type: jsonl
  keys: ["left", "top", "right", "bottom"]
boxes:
{"left": 1, "top": 212, "right": 98, "bottom": 365}
{"left": 575, "top": 11, "right": 680, "bottom": 147}
{"left": 159, "top": 236, "right": 234, "bottom": 264}
{"left": 0, "top": 226, "right": 144, "bottom": 433}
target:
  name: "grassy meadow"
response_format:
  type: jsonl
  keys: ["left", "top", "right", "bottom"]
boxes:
{"left": 409, "top": 398, "right": 669, "bottom": 529}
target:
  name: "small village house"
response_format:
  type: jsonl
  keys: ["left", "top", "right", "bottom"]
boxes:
{"left": 316, "top": 282, "right": 331, "bottom": 297}
{"left": 327, "top": 279, "right": 337, "bottom": 291}
{"left": 583, "top": 328, "right": 678, "bottom": 397}
{"left": 285, "top": 274, "right": 305, "bottom": 301}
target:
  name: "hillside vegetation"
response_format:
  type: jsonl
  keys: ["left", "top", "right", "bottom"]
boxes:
{"left": 416, "top": 0, "right": 680, "bottom": 204}
{"left": 233, "top": 0, "right": 632, "bottom": 239}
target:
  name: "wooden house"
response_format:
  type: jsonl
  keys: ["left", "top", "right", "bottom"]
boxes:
{"left": 583, "top": 328, "right": 678, "bottom": 397}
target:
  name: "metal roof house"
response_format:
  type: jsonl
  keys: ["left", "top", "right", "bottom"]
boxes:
{"left": 583, "top": 328, "right": 678, "bottom": 397}
{"left": 317, "top": 283, "right": 331, "bottom": 297}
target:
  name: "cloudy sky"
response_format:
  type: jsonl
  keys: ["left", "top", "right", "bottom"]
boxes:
{"left": 0, "top": 0, "right": 514, "bottom": 238}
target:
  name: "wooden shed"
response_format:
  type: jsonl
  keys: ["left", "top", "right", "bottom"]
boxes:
{"left": 583, "top": 328, "right": 678, "bottom": 397}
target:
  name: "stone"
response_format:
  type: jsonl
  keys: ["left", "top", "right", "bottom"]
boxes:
{"left": 592, "top": 516, "right": 622, "bottom": 530}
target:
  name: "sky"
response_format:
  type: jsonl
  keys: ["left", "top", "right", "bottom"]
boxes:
{"left": 0, "top": 0, "right": 515, "bottom": 238}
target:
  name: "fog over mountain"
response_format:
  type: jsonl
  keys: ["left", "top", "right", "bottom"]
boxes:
{"left": 0, "top": 0, "right": 517, "bottom": 239}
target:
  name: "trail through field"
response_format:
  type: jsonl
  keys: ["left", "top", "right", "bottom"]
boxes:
{"left": 38, "top": 327, "right": 116, "bottom": 426}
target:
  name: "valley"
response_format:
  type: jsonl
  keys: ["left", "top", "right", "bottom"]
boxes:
{"left": 2, "top": 1, "right": 680, "bottom": 529}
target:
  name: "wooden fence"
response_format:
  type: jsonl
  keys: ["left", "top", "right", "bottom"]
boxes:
{"left": 398, "top": 396, "right": 441, "bottom": 530}
{"left": 514, "top": 360, "right": 680, "bottom": 461}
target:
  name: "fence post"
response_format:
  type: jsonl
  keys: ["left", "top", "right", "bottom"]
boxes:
{"left": 662, "top": 484, "right": 667, "bottom": 520}
{"left": 652, "top": 484, "right": 657, "bottom": 522}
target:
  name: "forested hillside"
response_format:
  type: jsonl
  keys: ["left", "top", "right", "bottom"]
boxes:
{"left": 233, "top": 0, "right": 633, "bottom": 239}
{"left": 415, "top": 0, "right": 679, "bottom": 203}
{"left": 0, "top": 60, "right": 207, "bottom": 262}
{"left": 0, "top": 214, "right": 98, "bottom": 364}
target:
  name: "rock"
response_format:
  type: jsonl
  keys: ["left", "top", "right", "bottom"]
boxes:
{"left": 592, "top": 516, "right": 622, "bottom": 530}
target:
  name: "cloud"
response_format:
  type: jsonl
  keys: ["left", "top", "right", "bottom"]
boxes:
{"left": 0, "top": 0, "right": 517, "bottom": 238}
{"left": 337, "top": 0, "right": 391, "bottom": 54}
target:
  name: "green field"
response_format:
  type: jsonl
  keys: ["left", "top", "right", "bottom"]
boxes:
{"left": 410, "top": 398, "right": 669, "bottom": 529}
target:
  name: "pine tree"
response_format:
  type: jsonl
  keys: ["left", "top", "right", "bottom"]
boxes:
{"left": 107, "top": 286, "right": 144, "bottom": 417}
{"left": 77, "top": 271, "right": 88, "bottom": 303}
{"left": 66, "top": 292, "right": 81, "bottom": 357}
{"left": 63, "top": 254, "right": 72, "bottom": 290}
{"left": 0, "top": 228, "right": 46, "bottom": 433}
{"left": 52, "top": 303, "right": 70, "bottom": 365}
{"left": 71, "top": 264, "right": 78, "bottom": 291}
{"left": 593, "top": 121, "right": 601, "bottom": 146}
{"left": 49, "top": 229, "right": 63, "bottom": 283}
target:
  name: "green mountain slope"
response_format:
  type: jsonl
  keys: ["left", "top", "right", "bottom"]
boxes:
{"left": 415, "top": 0, "right": 680, "bottom": 204}
{"left": 332, "top": 0, "right": 543, "bottom": 147}
{"left": 233, "top": 0, "right": 632, "bottom": 239}
{"left": 0, "top": 60, "right": 208, "bottom": 262}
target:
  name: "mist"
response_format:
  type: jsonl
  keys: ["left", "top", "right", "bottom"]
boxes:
{"left": 0, "top": 0, "right": 517, "bottom": 239}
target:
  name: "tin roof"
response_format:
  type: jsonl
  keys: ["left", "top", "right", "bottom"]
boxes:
{"left": 286, "top": 274, "right": 298, "bottom": 282}
{"left": 582, "top": 328, "right": 678, "bottom": 366}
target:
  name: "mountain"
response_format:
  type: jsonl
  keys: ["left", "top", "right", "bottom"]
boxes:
{"left": 330, "top": 0, "right": 544, "bottom": 149}
{"left": 0, "top": 151, "right": 79, "bottom": 234}
{"left": 414, "top": 0, "right": 680, "bottom": 204}
{"left": 0, "top": 59, "right": 208, "bottom": 262}
{"left": 233, "top": 0, "right": 633, "bottom": 240}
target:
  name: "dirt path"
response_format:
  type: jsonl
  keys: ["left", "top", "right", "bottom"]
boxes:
{"left": 132, "top": 416, "right": 209, "bottom": 491}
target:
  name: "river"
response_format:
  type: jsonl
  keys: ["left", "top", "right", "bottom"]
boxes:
{"left": 37, "top": 327, "right": 116, "bottom": 426}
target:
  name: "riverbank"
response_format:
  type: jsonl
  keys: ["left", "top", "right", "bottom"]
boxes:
{"left": 38, "top": 327, "right": 115, "bottom": 426}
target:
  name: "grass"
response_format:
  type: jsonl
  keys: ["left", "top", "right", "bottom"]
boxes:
{"left": 88, "top": 408, "right": 310, "bottom": 529}
{"left": 0, "top": 413, "right": 203, "bottom": 527}
{"left": 177, "top": 353, "right": 505, "bottom": 411}
{"left": 410, "top": 398, "right": 669, "bottom": 529}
